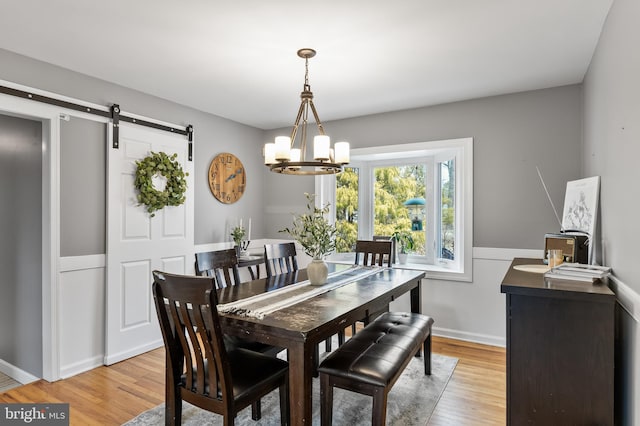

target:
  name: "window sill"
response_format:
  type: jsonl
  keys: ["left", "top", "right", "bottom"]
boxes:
{"left": 326, "top": 259, "right": 472, "bottom": 282}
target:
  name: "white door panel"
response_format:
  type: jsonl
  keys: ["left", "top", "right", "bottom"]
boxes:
{"left": 121, "top": 173, "right": 151, "bottom": 240}
{"left": 121, "top": 260, "right": 153, "bottom": 329}
{"left": 161, "top": 256, "right": 187, "bottom": 274}
{"left": 163, "top": 206, "right": 187, "bottom": 237}
{"left": 106, "top": 123, "right": 194, "bottom": 365}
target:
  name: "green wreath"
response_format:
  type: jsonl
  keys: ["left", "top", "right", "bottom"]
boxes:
{"left": 134, "top": 151, "right": 188, "bottom": 217}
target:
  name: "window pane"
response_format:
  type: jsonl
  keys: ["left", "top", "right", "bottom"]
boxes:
{"left": 440, "top": 159, "right": 455, "bottom": 260}
{"left": 335, "top": 167, "right": 359, "bottom": 253}
{"left": 373, "top": 165, "right": 426, "bottom": 255}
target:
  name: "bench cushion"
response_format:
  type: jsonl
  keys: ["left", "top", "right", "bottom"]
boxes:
{"left": 318, "top": 312, "right": 433, "bottom": 387}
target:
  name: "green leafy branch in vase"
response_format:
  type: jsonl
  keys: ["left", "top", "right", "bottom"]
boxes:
{"left": 280, "top": 193, "right": 337, "bottom": 260}
{"left": 230, "top": 226, "right": 246, "bottom": 246}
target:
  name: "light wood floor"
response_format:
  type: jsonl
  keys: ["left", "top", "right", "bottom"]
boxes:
{"left": 0, "top": 337, "right": 505, "bottom": 425}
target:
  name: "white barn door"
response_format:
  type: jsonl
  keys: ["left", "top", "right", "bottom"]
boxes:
{"left": 105, "top": 123, "right": 194, "bottom": 365}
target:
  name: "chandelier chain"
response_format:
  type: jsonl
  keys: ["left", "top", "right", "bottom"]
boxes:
{"left": 304, "top": 56, "right": 310, "bottom": 87}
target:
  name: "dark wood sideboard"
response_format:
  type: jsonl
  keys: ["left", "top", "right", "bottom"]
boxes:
{"left": 500, "top": 258, "right": 615, "bottom": 425}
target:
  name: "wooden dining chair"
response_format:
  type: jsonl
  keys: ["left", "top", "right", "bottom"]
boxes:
{"left": 373, "top": 235, "right": 396, "bottom": 265}
{"left": 152, "top": 271, "right": 290, "bottom": 426}
{"left": 195, "top": 249, "right": 241, "bottom": 288}
{"left": 264, "top": 243, "right": 298, "bottom": 278}
{"left": 355, "top": 240, "right": 393, "bottom": 267}
{"left": 195, "top": 249, "right": 283, "bottom": 359}
{"left": 349, "top": 240, "right": 395, "bottom": 337}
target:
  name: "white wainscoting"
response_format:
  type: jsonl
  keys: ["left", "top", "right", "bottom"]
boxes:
{"left": 418, "top": 247, "right": 542, "bottom": 347}
{"left": 609, "top": 276, "right": 640, "bottom": 426}
{"left": 58, "top": 254, "right": 106, "bottom": 378}
{"left": 55, "top": 244, "right": 640, "bottom": 409}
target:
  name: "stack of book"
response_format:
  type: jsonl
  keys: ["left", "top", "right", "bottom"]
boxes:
{"left": 544, "top": 263, "right": 611, "bottom": 282}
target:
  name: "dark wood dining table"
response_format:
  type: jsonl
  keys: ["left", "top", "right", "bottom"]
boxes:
{"left": 216, "top": 263, "right": 425, "bottom": 424}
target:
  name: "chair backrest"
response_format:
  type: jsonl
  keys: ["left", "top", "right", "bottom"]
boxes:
{"left": 195, "top": 249, "right": 241, "bottom": 288}
{"left": 373, "top": 235, "right": 396, "bottom": 264}
{"left": 152, "top": 271, "right": 232, "bottom": 410}
{"left": 264, "top": 242, "right": 298, "bottom": 278}
{"left": 355, "top": 240, "right": 393, "bottom": 267}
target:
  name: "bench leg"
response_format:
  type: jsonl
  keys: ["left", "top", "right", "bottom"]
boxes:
{"left": 371, "top": 386, "right": 388, "bottom": 426}
{"left": 320, "top": 374, "right": 333, "bottom": 426}
{"left": 423, "top": 333, "right": 432, "bottom": 375}
{"left": 251, "top": 400, "right": 261, "bottom": 420}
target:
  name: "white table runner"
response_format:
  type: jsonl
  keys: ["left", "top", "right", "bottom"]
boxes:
{"left": 217, "top": 265, "right": 385, "bottom": 319}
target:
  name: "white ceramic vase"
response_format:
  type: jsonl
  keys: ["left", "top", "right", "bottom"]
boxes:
{"left": 398, "top": 253, "right": 408, "bottom": 264}
{"left": 307, "top": 259, "right": 329, "bottom": 285}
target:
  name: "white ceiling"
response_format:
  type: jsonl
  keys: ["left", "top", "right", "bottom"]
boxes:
{"left": 0, "top": 1, "right": 612, "bottom": 129}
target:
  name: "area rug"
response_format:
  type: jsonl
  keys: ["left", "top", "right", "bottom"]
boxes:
{"left": 0, "top": 372, "right": 21, "bottom": 394}
{"left": 123, "top": 353, "right": 457, "bottom": 425}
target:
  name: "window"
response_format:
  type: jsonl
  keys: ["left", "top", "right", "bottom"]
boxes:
{"left": 318, "top": 138, "right": 473, "bottom": 281}
{"left": 335, "top": 167, "right": 359, "bottom": 253}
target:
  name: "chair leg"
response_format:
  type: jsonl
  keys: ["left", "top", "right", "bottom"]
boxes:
{"left": 279, "top": 377, "right": 290, "bottom": 426}
{"left": 325, "top": 337, "right": 332, "bottom": 352}
{"left": 165, "top": 399, "right": 181, "bottom": 426}
{"left": 338, "top": 329, "right": 345, "bottom": 346}
{"left": 371, "top": 386, "right": 388, "bottom": 426}
{"left": 165, "top": 379, "right": 181, "bottom": 426}
{"left": 251, "top": 399, "right": 262, "bottom": 420}
{"left": 223, "top": 415, "right": 234, "bottom": 426}
{"left": 320, "top": 374, "right": 333, "bottom": 426}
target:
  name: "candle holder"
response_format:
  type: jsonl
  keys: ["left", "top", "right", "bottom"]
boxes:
{"left": 238, "top": 240, "right": 251, "bottom": 258}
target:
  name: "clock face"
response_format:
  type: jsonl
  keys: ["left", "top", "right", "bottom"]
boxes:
{"left": 208, "top": 153, "right": 246, "bottom": 204}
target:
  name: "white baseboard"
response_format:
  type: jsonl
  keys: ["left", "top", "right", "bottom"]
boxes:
{"left": 103, "top": 339, "right": 164, "bottom": 366}
{"left": 433, "top": 326, "right": 506, "bottom": 348}
{"left": 60, "top": 355, "right": 104, "bottom": 379}
{"left": 0, "top": 359, "right": 39, "bottom": 384}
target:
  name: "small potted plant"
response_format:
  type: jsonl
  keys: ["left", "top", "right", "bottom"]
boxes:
{"left": 280, "top": 193, "right": 337, "bottom": 285}
{"left": 392, "top": 229, "right": 415, "bottom": 264}
{"left": 230, "top": 225, "right": 247, "bottom": 256}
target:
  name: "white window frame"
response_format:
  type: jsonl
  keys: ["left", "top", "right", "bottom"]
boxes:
{"left": 318, "top": 137, "right": 473, "bottom": 282}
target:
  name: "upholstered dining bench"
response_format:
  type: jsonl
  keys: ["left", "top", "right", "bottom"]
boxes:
{"left": 318, "top": 311, "right": 434, "bottom": 426}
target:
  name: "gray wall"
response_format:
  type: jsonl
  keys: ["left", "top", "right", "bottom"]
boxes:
{"left": 263, "top": 85, "right": 584, "bottom": 250}
{"left": 583, "top": 0, "right": 639, "bottom": 424}
{"left": 584, "top": 0, "right": 639, "bottom": 294}
{"left": 0, "top": 114, "right": 42, "bottom": 377}
{"left": 1, "top": 49, "right": 583, "bottom": 252}
{"left": 60, "top": 118, "right": 106, "bottom": 256}
{"left": 0, "top": 48, "right": 266, "bottom": 249}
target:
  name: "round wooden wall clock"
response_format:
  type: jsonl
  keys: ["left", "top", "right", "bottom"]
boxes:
{"left": 208, "top": 153, "right": 246, "bottom": 204}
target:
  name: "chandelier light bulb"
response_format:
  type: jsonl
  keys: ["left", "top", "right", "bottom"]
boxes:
{"left": 313, "top": 135, "right": 331, "bottom": 161}
{"left": 334, "top": 142, "right": 350, "bottom": 164}
{"left": 274, "top": 136, "right": 291, "bottom": 161}
{"left": 264, "top": 143, "right": 276, "bottom": 165}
